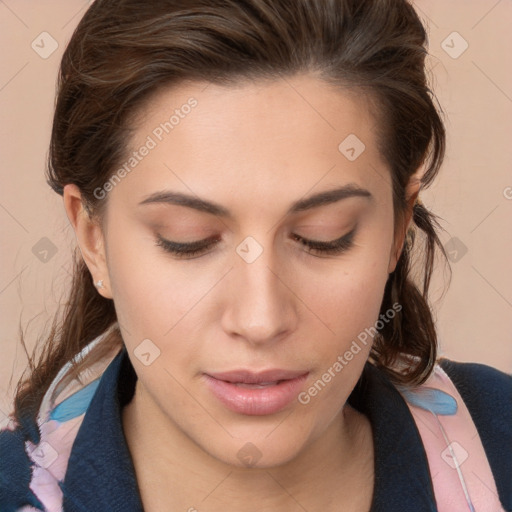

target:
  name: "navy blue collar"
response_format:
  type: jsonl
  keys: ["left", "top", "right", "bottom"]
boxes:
{"left": 59, "top": 347, "right": 142, "bottom": 512}
{"left": 59, "top": 347, "right": 437, "bottom": 511}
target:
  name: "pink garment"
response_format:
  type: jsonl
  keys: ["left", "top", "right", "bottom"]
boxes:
{"left": 397, "top": 364, "right": 506, "bottom": 512}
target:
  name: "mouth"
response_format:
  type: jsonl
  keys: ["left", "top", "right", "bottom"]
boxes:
{"left": 230, "top": 381, "right": 286, "bottom": 388}
{"left": 203, "top": 369, "right": 309, "bottom": 416}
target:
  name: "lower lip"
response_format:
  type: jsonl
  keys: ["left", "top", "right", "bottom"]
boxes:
{"left": 203, "top": 373, "right": 309, "bottom": 416}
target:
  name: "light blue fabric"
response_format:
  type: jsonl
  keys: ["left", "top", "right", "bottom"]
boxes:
{"left": 49, "top": 378, "right": 101, "bottom": 422}
{"left": 397, "top": 386, "right": 458, "bottom": 415}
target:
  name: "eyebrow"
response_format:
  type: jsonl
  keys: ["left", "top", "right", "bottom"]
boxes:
{"left": 138, "top": 183, "right": 373, "bottom": 218}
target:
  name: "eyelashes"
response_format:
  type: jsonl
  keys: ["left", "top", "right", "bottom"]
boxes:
{"left": 155, "top": 234, "right": 221, "bottom": 259}
{"left": 155, "top": 228, "right": 357, "bottom": 260}
{"left": 291, "top": 228, "right": 356, "bottom": 255}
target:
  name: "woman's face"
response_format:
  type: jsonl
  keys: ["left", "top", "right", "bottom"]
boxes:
{"left": 96, "top": 75, "right": 408, "bottom": 467}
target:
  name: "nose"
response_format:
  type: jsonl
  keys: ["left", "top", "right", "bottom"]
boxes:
{"left": 221, "top": 239, "right": 298, "bottom": 346}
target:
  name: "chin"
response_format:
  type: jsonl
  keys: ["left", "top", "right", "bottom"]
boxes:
{"left": 202, "top": 429, "right": 311, "bottom": 470}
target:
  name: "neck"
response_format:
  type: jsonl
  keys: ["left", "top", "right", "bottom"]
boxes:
{"left": 122, "top": 381, "right": 374, "bottom": 512}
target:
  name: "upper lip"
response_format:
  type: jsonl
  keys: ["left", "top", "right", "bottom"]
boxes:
{"left": 207, "top": 369, "right": 309, "bottom": 384}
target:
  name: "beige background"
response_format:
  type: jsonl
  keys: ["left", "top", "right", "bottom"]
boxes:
{"left": 1, "top": 0, "right": 511, "bottom": 422}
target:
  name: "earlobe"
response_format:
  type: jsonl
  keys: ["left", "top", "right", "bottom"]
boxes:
{"left": 63, "top": 184, "right": 112, "bottom": 299}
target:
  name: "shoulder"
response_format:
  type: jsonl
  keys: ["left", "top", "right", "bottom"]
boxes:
{"left": 438, "top": 357, "right": 512, "bottom": 410}
{"left": 0, "top": 332, "right": 123, "bottom": 512}
{"left": 438, "top": 357, "right": 512, "bottom": 509}
{"left": 438, "top": 357, "right": 511, "bottom": 441}
{"left": 0, "top": 421, "right": 45, "bottom": 511}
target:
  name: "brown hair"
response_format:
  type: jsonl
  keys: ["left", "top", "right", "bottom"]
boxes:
{"left": 12, "top": 0, "right": 450, "bottom": 426}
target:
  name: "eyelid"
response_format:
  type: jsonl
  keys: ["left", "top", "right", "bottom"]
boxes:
{"left": 155, "top": 234, "right": 220, "bottom": 258}
{"left": 155, "top": 226, "right": 357, "bottom": 259}
{"left": 292, "top": 226, "right": 357, "bottom": 255}
{"left": 292, "top": 227, "right": 354, "bottom": 246}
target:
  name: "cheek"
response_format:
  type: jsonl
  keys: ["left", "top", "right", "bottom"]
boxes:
{"left": 304, "top": 278, "right": 386, "bottom": 360}
{"left": 105, "top": 221, "right": 194, "bottom": 334}
{"left": 296, "top": 254, "right": 390, "bottom": 418}
{"left": 301, "top": 245, "right": 391, "bottom": 340}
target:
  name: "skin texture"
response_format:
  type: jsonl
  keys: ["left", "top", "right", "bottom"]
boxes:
{"left": 64, "top": 74, "right": 419, "bottom": 511}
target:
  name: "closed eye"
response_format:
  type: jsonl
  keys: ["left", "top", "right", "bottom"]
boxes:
{"left": 291, "top": 228, "right": 356, "bottom": 256}
{"left": 155, "top": 227, "right": 357, "bottom": 259}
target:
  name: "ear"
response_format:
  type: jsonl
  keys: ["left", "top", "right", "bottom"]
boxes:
{"left": 63, "top": 184, "right": 112, "bottom": 299}
{"left": 387, "top": 178, "right": 421, "bottom": 274}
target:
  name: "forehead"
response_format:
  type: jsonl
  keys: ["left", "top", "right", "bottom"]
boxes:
{"left": 115, "top": 74, "right": 390, "bottom": 208}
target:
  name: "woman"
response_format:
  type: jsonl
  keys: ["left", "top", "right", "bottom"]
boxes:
{"left": 1, "top": 0, "right": 510, "bottom": 511}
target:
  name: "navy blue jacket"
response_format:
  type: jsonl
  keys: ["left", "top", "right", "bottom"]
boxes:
{"left": 1, "top": 347, "right": 511, "bottom": 511}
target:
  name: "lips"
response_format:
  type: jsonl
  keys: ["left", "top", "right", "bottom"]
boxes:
{"left": 203, "top": 369, "right": 309, "bottom": 415}
{"left": 208, "top": 369, "right": 308, "bottom": 384}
